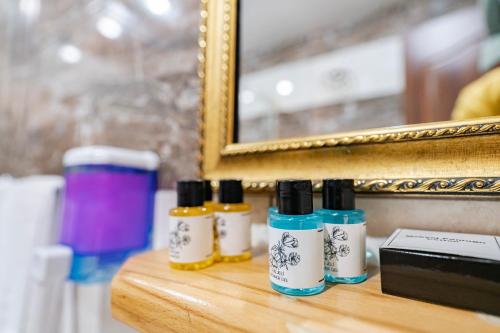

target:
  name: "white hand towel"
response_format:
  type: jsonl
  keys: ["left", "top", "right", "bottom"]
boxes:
{"left": 0, "top": 176, "right": 63, "bottom": 333}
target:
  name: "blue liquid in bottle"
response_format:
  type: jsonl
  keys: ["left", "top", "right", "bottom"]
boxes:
{"left": 317, "top": 179, "right": 367, "bottom": 284}
{"left": 268, "top": 180, "right": 325, "bottom": 296}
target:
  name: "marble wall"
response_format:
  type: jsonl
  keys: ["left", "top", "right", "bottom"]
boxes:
{"left": 0, "top": 0, "right": 201, "bottom": 188}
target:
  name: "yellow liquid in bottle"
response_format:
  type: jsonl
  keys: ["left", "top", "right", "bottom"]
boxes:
{"left": 203, "top": 201, "right": 215, "bottom": 210}
{"left": 215, "top": 202, "right": 252, "bottom": 263}
{"left": 204, "top": 201, "right": 220, "bottom": 262}
{"left": 169, "top": 206, "right": 215, "bottom": 270}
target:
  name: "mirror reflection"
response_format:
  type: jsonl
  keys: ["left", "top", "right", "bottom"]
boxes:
{"left": 237, "top": 0, "right": 500, "bottom": 143}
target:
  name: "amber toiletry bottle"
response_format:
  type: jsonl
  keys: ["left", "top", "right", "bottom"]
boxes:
{"left": 203, "top": 179, "right": 219, "bottom": 261}
{"left": 169, "top": 180, "right": 214, "bottom": 270}
{"left": 214, "top": 179, "right": 252, "bottom": 262}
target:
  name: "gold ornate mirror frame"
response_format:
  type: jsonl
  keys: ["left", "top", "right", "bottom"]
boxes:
{"left": 198, "top": 0, "right": 500, "bottom": 194}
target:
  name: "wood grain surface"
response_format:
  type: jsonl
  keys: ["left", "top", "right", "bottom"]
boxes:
{"left": 111, "top": 250, "right": 500, "bottom": 333}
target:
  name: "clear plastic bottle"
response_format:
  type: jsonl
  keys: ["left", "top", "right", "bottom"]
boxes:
{"left": 169, "top": 180, "right": 214, "bottom": 270}
{"left": 214, "top": 179, "right": 252, "bottom": 262}
{"left": 316, "top": 179, "right": 367, "bottom": 283}
{"left": 268, "top": 180, "right": 325, "bottom": 296}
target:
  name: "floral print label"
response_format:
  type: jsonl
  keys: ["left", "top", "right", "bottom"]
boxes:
{"left": 268, "top": 227, "right": 324, "bottom": 289}
{"left": 169, "top": 214, "right": 214, "bottom": 263}
{"left": 324, "top": 222, "right": 366, "bottom": 277}
{"left": 215, "top": 211, "right": 251, "bottom": 256}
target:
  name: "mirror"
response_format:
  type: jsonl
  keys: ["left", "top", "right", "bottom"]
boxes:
{"left": 199, "top": 0, "right": 500, "bottom": 193}
{"left": 236, "top": 0, "right": 492, "bottom": 143}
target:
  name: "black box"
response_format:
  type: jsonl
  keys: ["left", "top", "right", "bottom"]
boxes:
{"left": 380, "top": 229, "right": 500, "bottom": 316}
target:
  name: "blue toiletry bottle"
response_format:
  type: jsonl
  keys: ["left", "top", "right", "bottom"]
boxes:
{"left": 317, "top": 179, "right": 367, "bottom": 284}
{"left": 268, "top": 180, "right": 325, "bottom": 296}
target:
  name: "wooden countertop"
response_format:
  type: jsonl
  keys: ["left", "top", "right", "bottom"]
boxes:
{"left": 111, "top": 250, "right": 500, "bottom": 333}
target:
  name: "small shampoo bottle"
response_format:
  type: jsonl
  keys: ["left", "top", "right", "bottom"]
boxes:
{"left": 203, "top": 179, "right": 220, "bottom": 261}
{"left": 268, "top": 180, "right": 325, "bottom": 296}
{"left": 169, "top": 180, "right": 214, "bottom": 270}
{"left": 215, "top": 179, "right": 252, "bottom": 262}
{"left": 317, "top": 179, "right": 367, "bottom": 283}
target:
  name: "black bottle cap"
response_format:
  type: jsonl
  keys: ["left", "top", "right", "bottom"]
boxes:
{"left": 203, "top": 179, "right": 213, "bottom": 201}
{"left": 219, "top": 179, "right": 243, "bottom": 203}
{"left": 276, "top": 179, "right": 313, "bottom": 215}
{"left": 177, "top": 180, "right": 204, "bottom": 207}
{"left": 322, "top": 179, "right": 355, "bottom": 210}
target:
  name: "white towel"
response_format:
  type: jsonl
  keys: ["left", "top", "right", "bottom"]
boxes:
{"left": 0, "top": 176, "right": 63, "bottom": 333}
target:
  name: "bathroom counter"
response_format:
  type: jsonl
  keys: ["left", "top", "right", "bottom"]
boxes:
{"left": 111, "top": 250, "right": 499, "bottom": 333}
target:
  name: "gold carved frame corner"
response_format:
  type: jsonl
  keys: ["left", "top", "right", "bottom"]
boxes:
{"left": 198, "top": 0, "right": 500, "bottom": 194}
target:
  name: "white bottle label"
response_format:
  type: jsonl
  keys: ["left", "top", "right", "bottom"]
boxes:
{"left": 215, "top": 211, "right": 251, "bottom": 256}
{"left": 268, "top": 226, "right": 325, "bottom": 289}
{"left": 169, "top": 214, "right": 214, "bottom": 263}
{"left": 324, "top": 222, "right": 366, "bottom": 277}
